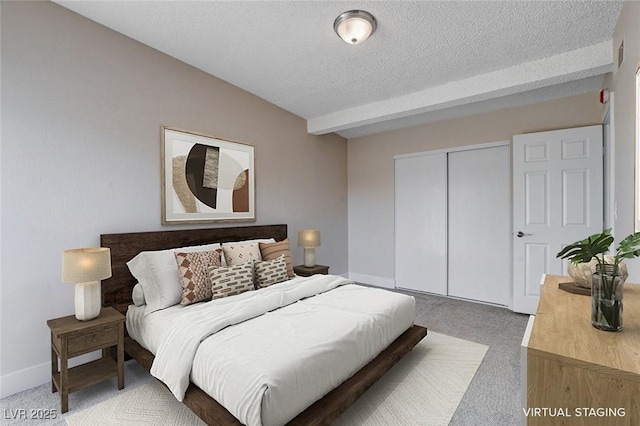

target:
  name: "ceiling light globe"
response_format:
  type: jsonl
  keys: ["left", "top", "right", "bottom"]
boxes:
{"left": 334, "top": 10, "right": 377, "bottom": 45}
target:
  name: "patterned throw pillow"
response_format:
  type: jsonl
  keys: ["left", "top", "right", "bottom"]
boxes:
{"left": 208, "top": 262, "right": 255, "bottom": 299}
{"left": 222, "top": 243, "right": 262, "bottom": 266}
{"left": 259, "top": 239, "right": 294, "bottom": 277}
{"left": 254, "top": 255, "right": 289, "bottom": 288}
{"left": 175, "top": 249, "right": 223, "bottom": 306}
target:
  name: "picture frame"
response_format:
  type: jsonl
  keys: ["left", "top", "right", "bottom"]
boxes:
{"left": 161, "top": 126, "right": 255, "bottom": 224}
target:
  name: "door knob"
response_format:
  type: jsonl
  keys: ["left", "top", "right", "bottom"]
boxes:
{"left": 516, "top": 231, "right": 531, "bottom": 238}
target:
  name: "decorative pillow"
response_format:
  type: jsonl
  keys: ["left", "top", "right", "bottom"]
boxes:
{"left": 221, "top": 238, "right": 275, "bottom": 247}
{"left": 132, "top": 283, "right": 146, "bottom": 306}
{"left": 208, "top": 262, "right": 255, "bottom": 300}
{"left": 127, "top": 243, "right": 222, "bottom": 315}
{"left": 222, "top": 243, "right": 262, "bottom": 266}
{"left": 221, "top": 239, "right": 275, "bottom": 266}
{"left": 259, "top": 239, "right": 294, "bottom": 277}
{"left": 254, "top": 255, "right": 289, "bottom": 288}
{"left": 175, "top": 249, "right": 223, "bottom": 306}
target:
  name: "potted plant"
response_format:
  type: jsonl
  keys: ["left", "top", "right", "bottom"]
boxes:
{"left": 556, "top": 229, "right": 640, "bottom": 331}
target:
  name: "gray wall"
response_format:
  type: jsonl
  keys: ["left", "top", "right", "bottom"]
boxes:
{"left": 0, "top": 1, "right": 347, "bottom": 396}
{"left": 347, "top": 92, "right": 604, "bottom": 286}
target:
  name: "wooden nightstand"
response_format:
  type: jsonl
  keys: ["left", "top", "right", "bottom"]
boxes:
{"left": 47, "top": 307, "right": 125, "bottom": 413}
{"left": 294, "top": 264, "right": 329, "bottom": 277}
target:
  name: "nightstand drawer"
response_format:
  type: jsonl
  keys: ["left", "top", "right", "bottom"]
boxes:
{"left": 68, "top": 325, "right": 119, "bottom": 356}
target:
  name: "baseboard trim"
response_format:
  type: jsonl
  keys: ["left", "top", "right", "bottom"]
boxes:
{"left": 0, "top": 361, "right": 50, "bottom": 399}
{"left": 0, "top": 352, "right": 99, "bottom": 398}
{"left": 348, "top": 273, "right": 395, "bottom": 289}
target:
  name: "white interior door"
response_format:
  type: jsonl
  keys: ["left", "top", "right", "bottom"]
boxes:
{"left": 395, "top": 153, "right": 447, "bottom": 295}
{"left": 448, "top": 145, "right": 510, "bottom": 305}
{"left": 512, "top": 125, "right": 603, "bottom": 314}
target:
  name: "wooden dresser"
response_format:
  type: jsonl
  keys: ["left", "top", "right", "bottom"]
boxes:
{"left": 521, "top": 275, "right": 640, "bottom": 425}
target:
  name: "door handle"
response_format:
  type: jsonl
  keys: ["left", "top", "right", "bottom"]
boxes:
{"left": 516, "top": 231, "right": 531, "bottom": 238}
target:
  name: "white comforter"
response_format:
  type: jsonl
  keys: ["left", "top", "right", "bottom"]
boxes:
{"left": 148, "top": 274, "right": 415, "bottom": 426}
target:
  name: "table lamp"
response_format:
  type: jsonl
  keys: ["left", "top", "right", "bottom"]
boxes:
{"left": 62, "top": 247, "right": 112, "bottom": 321}
{"left": 298, "top": 229, "right": 321, "bottom": 267}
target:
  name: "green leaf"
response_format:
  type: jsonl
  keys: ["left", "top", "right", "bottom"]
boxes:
{"left": 615, "top": 232, "right": 640, "bottom": 263}
{"left": 556, "top": 229, "right": 613, "bottom": 263}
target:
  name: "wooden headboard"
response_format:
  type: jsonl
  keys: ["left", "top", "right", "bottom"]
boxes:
{"left": 100, "top": 224, "right": 288, "bottom": 315}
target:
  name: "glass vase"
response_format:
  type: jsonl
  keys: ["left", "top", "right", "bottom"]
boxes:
{"left": 591, "top": 264, "right": 624, "bottom": 331}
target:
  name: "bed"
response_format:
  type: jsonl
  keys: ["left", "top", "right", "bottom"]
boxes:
{"left": 101, "top": 224, "right": 427, "bottom": 425}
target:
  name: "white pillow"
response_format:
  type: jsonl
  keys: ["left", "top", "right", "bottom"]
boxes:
{"left": 132, "top": 283, "right": 146, "bottom": 306}
{"left": 127, "top": 243, "right": 222, "bottom": 315}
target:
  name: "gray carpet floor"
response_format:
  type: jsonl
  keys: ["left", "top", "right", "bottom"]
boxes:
{"left": 0, "top": 290, "right": 529, "bottom": 426}
{"left": 406, "top": 290, "right": 529, "bottom": 426}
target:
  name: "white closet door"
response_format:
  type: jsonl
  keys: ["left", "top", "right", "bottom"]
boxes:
{"left": 447, "top": 146, "right": 510, "bottom": 305}
{"left": 395, "top": 154, "right": 447, "bottom": 295}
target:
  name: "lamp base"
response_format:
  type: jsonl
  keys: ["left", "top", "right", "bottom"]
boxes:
{"left": 304, "top": 248, "right": 316, "bottom": 267}
{"left": 75, "top": 281, "right": 101, "bottom": 321}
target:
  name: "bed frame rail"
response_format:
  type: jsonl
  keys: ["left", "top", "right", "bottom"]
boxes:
{"left": 125, "top": 325, "right": 427, "bottom": 425}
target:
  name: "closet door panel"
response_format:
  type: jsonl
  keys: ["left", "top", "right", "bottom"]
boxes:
{"left": 447, "top": 146, "right": 510, "bottom": 305}
{"left": 395, "top": 154, "right": 447, "bottom": 295}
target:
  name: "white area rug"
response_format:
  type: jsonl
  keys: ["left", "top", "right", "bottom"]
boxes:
{"left": 66, "top": 332, "right": 487, "bottom": 426}
{"left": 65, "top": 379, "right": 204, "bottom": 426}
{"left": 336, "top": 332, "right": 488, "bottom": 425}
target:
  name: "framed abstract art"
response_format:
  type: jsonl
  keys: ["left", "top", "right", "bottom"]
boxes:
{"left": 161, "top": 126, "right": 255, "bottom": 224}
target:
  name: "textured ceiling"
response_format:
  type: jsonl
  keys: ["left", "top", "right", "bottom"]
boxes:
{"left": 54, "top": 1, "right": 622, "bottom": 138}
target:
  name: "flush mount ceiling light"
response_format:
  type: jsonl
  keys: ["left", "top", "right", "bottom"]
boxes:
{"left": 333, "top": 10, "right": 377, "bottom": 45}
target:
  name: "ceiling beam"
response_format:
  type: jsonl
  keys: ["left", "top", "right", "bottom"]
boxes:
{"left": 307, "top": 41, "right": 613, "bottom": 136}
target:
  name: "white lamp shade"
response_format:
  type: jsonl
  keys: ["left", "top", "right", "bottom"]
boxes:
{"left": 298, "top": 229, "right": 321, "bottom": 248}
{"left": 62, "top": 247, "right": 112, "bottom": 283}
{"left": 334, "top": 10, "right": 377, "bottom": 45}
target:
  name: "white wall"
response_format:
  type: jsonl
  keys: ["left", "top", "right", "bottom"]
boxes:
{"left": 0, "top": 2, "right": 347, "bottom": 397}
{"left": 611, "top": 1, "right": 640, "bottom": 277}
{"left": 348, "top": 93, "right": 603, "bottom": 286}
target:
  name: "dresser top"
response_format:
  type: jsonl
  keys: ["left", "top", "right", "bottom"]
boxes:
{"left": 529, "top": 275, "right": 640, "bottom": 376}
